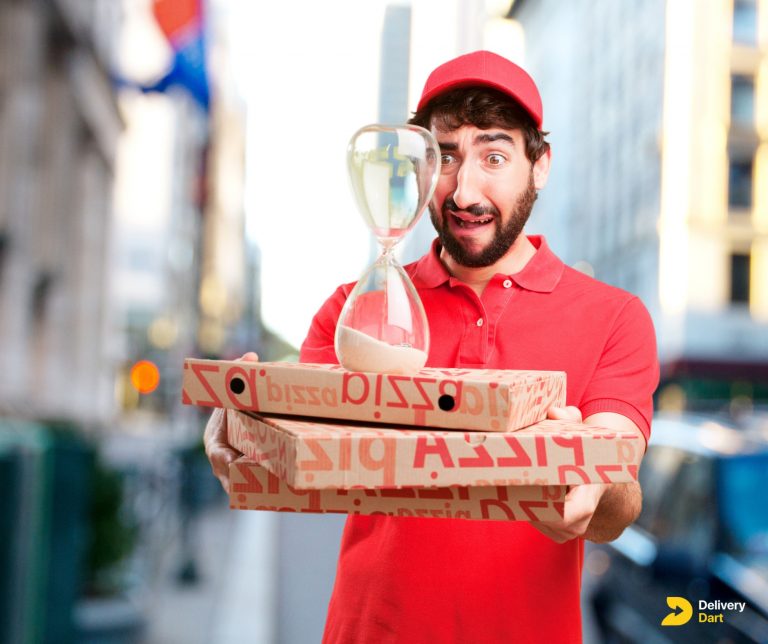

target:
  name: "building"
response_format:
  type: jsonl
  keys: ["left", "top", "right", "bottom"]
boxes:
{"left": 111, "top": 0, "right": 210, "bottom": 428}
{"left": 112, "top": 0, "right": 287, "bottom": 431}
{"left": 0, "top": 0, "right": 123, "bottom": 424}
{"left": 511, "top": 0, "right": 768, "bottom": 410}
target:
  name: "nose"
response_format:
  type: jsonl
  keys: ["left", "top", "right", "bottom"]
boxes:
{"left": 451, "top": 161, "right": 483, "bottom": 210}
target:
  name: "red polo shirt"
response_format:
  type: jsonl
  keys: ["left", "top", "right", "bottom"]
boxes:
{"left": 300, "top": 236, "right": 659, "bottom": 644}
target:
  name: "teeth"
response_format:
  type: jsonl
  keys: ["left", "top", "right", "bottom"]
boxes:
{"left": 454, "top": 215, "right": 493, "bottom": 228}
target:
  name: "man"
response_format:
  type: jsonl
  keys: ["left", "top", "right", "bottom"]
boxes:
{"left": 205, "top": 51, "right": 659, "bottom": 643}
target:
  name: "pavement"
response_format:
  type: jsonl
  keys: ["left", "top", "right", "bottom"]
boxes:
{"left": 100, "top": 423, "right": 343, "bottom": 644}
{"left": 144, "top": 501, "right": 279, "bottom": 644}
{"left": 140, "top": 496, "right": 345, "bottom": 644}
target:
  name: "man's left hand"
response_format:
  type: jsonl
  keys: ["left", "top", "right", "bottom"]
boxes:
{"left": 530, "top": 406, "right": 641, "bottom": 544}
{"left": 532, "top": 480, "right": 610, "bottom": 544}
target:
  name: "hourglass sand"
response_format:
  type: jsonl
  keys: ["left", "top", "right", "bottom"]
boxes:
{"left": 335, "top": 124, "right": 440, "bottom": 374}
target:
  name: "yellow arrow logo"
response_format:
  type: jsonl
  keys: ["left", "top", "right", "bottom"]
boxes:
{"left": 662, "top": 596, "right": 693, "bottom": 626}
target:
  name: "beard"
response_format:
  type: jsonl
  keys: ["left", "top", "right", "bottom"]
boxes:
{"left": 429, "top": 171, "right": 538, "bottom": 268}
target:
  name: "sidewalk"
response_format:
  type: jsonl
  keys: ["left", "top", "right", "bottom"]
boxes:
{"left": 101, "top": 424, "right": 341, "bottom": 644}
{"left": 144, "top": 501, "right": 278, "bottom": 644}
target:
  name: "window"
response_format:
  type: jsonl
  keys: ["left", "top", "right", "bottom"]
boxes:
{"left": 655, "top": 456, "right": 716, "bottom": 562}
{"left": 730, "top": 252, "right": 751, "bottom": 304}
{"left": 635, "top": 446, "right": 686, "bottom": 534}
{"left": 637, "top": 448, "right": 717, "bottom": 568}
{"left": 731, "top": 75, "right": 755, "bottom": 125}
{"left": 733, "top": 0, "right": 757, "bottom": 45}
{"left": 728, "top": 158, "right": 753, "bottom": 209}
{"left": 0, "top": 230, "right": 8, "bottom": 281}
{"left": 719, "top": 455, "right": 768, "bottom": 555}
{"left": 31, "top": 271, "right": 54, "bottom": 322}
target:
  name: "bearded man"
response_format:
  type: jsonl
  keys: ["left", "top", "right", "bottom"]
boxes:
{"left": 205, "top": 50, "right": 659, "bottom": 644}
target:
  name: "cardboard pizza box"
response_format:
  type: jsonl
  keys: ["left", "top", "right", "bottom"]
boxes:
{"left": 183, "top": 359, "right": 566, "bottom": 432}
{"left": 229, "top": 458, "right": 567, "bottom": 522}
{"left": 227, "top": 409, "right": 643, "bottom": 490}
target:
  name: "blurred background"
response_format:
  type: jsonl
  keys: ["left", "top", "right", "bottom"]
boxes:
{"left": 0, "top": 0, "right": 766, "bottom": 643}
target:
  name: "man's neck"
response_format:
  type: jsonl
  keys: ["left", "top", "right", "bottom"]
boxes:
{"left": 439, "top": 235, "right": 537, "bottom": 297}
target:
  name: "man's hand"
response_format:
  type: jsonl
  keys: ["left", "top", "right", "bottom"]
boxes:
{"left": 531, "top": 406, "right": 643, "bottom": 544}
{"left": 203, "top": 352, "right": 259, "bottom": 493}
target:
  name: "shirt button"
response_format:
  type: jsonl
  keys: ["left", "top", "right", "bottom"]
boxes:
{"left": 503, "top": 279, "right": 512, "bottom": 288}
{"left": 476, "top": 318, "right": 484, "bottom": 327}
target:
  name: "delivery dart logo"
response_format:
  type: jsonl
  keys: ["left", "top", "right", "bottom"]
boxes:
{"left": 662, "top": 597, "right": 693, "bottom": 626}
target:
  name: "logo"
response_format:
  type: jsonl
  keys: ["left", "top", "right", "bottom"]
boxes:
{"left": 662, "top": 596, "right": 693, "bottom": 626}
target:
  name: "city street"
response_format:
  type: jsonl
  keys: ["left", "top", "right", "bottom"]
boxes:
{"left": 2, "top": 1, "right": 766, "bottom": 642}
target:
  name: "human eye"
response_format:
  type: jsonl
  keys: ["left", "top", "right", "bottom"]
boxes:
{"left": 440, "top": 153, "right": 459, "bottom": 174}
{"left": 486, "top": 153, "right": 507, "bottom": 166}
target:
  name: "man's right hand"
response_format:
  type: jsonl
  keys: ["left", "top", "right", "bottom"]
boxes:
{"left": 203, "top": 351, "right": 259, "bottom": 493}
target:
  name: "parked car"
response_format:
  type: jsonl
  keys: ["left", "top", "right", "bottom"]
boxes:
{"left": 588, "top": 413, "right": 768, "bottom": 643}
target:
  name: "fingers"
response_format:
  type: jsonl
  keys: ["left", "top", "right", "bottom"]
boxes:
{"left": 203, "top": 407, "right": 242, "bottom": 494}
{"left": 537, "top": 409, "right": 586, "bottom": 541}
{"left": 203, "top": 407, "right": 227, "bottom": 447}
{"left": 531, "top": 518, "right": 590, "bottom": 544}
{"left": 547, "top": 405, "right": 583, "bottom": 422}
{"left": 201, "top": 352, "right": 257, "bottom": 492}
{"left": 530, "top": 522, "right": 569, "bottom": 544}
{"left": 530, "top": 483, "right": 607, "bottom": 543}
{"left": 209, "top": 444, "right": 241, "bottom": 495}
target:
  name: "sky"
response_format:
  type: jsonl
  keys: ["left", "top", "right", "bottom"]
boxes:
{"left": 114, "top": 0, "right": 524, "bottom": 352}
{"left": 223, "top": 0, "right": 523, "bottom": 350}
{"left": 229, "top": 2, "right": 397, "bottom": 348}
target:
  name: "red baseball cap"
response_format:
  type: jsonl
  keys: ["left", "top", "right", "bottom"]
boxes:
{"left": 416, "top": 50, "right": 543, "bottom": 129}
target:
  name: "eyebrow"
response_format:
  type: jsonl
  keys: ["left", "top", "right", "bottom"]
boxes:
{"left": 437, "top": 132, "right": 516, "bottom": 151}
{"left": 474, "top": 132, "right": 515, "bottom": 146}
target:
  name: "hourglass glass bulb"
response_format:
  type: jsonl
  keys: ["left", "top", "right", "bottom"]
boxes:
{"left": 346, "top": 124, "right": 440, "bottom": 249}
{"left": 335, "top": 124, "right": 440, "bottom": 374}
{"left": 335, "top": 249, "right": 430, "bottom": 374}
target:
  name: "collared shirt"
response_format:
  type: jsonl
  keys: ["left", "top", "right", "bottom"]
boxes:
{"left": 300, "top": 235, "right": 659, "bottom": 644}
{"left": 303, "top": 235, "right": 657, "bottom": 438}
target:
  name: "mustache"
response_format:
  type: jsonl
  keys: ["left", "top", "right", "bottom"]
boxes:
{"left": 442, "top": 196, "right": 499, "bottom": 218}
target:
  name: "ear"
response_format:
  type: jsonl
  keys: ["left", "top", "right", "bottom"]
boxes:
{"left": 532, "top": 148, "right": 551, "bottom": 190}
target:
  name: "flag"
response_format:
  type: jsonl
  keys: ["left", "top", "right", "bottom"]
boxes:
{"left": 144, "top": 0, "right": 210, "bottom": 112}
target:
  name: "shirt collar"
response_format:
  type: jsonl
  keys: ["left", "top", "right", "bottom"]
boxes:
{"left": 411, "top": 235, "right": 564, "bottom": 293}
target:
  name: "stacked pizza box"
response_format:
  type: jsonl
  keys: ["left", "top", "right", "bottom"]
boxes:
{"left": 183, "top": 359, "right": 644, "bottom": 523}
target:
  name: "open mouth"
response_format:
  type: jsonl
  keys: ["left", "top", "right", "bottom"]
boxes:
{"left": 451, "top": 213, "right": 495, "bottom": 229}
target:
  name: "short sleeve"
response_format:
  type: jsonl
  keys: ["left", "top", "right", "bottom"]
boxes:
{"left": 579, "top": 296, "right": 660, "bottom": 442}
{"left": 299, "top": 284, "right": 351, "bottom": 364}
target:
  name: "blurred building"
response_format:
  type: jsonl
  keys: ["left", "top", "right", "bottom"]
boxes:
{"left": 0, "top": 2, "right": 126, "bottom": 642}
{"left": 0, "top": 0, "right": 123, "bottom": 424}
{"left": 368, "top": 3, "right": 413, "bottom": 266}
{"left": 511, "top": 0, "right": 768, "bottom": 410}
{"left": 380, "top": 5, "right": 412, "bottom": 126}
{"left": 111, "top": 0, "right": 211, "bottom": 430}
{"left": 112, "top": 0, "right": 286, "bottom": 432}
{"left": 196, "top": 5, "right": 252, "bottom": 362}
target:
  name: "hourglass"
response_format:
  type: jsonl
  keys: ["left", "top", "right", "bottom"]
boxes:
{"left": 335, "top": 124, "right": 440, "bottom": 375}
